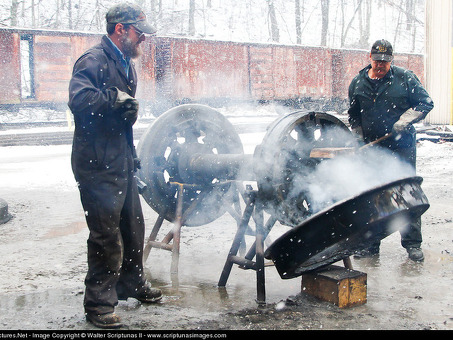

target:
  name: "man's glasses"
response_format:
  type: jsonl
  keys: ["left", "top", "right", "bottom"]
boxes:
{"left": 128, "top": 25, "right": 144, "bottom": 39}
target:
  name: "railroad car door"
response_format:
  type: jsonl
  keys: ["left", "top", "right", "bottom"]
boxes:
{"left": 19, "top": 34, "right": 35, "bottom": 100}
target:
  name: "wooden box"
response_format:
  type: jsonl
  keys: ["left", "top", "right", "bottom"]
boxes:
{"left": 301, "top": 265, "right": 367, "bottom": 308}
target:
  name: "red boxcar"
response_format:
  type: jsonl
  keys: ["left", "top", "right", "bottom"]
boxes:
{"left": 0, "top": 30, "right": 21, "bottom": 104}
{"left": 0, "top": 28, "right": 425, "bottom": 116}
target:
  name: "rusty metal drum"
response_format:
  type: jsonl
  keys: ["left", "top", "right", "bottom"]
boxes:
{"left": 264, "top": 176, "right": 430, "bottom": 279}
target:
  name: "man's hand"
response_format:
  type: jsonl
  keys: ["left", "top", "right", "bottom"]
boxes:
{"left": 114, "top": 89, "right": 139, "bottom": 124}
{"left": 133, "top": 157, "right": 141, "bottom": 172}
{"left": 392, "top": 108, "right": 423, "bottom": 134}
{"left": 121, "top": 100, "right": 139, "bottom": 124}
{"left": 350, "top": 126, "right": 365, "bottom": 146}
{"left": 392, "top": 120, "right": 409, "bottom": 134}
{"left": 351, "top": 126, "right": 363, "bottom": 140}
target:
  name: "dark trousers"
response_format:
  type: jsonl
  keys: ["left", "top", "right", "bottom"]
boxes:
{"left": 77, "top": 163, "right": 145, "bottom": 315}
{"left": 372, "top": 132, "right": 422, "bottom": 250}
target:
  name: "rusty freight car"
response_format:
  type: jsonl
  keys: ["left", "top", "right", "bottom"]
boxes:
{"left": 0, "top": 28, "right": 99, "bottom": 109}
{"left": 0, "top": 27, "right": 425, "bottom": 116}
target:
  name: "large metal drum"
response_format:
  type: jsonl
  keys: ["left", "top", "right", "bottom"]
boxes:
{"left": 137, "top": 104, "right": 245, "bottom": 226}
{"left": 254, "top": 111, "right": 356, "bottom": 227}
{"left": 137, "top": 106, "right": 355, "bottom": 227}
{"left": 264, "top": 176, "right": 430, "bottom": 279}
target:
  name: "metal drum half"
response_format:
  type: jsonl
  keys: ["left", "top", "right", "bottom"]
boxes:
{"left": 264, "top": 176, "right": 430, "bottom": 279}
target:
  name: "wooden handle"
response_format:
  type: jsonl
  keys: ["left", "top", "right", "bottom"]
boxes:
{"left": 309, "top": 133, "right": 393, "bottom": 159}
{"left": 358, "top": 133, "right": 393, "bottom": 150}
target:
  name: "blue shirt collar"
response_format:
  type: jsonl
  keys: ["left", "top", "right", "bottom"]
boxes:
{"left": 106, "top": 36, "right": 131, "bottom": 77}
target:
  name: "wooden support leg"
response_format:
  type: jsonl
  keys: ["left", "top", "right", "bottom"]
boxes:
{"left": 254, "top": 201, "right": 266, "bottom": 305}
{"left": 170, "top": 184, "right": 184, "bottom": 286}
{"left": 218, "top": 191, "right": 271, "bottom": 305}
{"left": 243, "top": 215, "right": 277, "bottom": 262}
{"left": 143, "top": 184, "right": 184, "bottom": 287}
{"left": 343, "top": 256, "right": 353, "bottom": 269}
{"left": 143, "top": 214, "right": 165, "bottom": 262}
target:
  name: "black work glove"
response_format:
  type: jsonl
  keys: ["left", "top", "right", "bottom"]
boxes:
{"left": 114, "top": 89, "right": 139, "bottom": 124}
{"left": 133, "top": 157, "right": 141, "bottom": 172}
{"left": 351, "top": 126, "right": 363, "bottom": 140}
{"left": 121, "top": 99, "right": 139, "bottom": 123}
{"left": 350, "top": 126, "right": 365, "bottom": 147}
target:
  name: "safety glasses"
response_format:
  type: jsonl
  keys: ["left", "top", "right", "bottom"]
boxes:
{"left": 128, "top": 25, "right": 145, "bottom": 40}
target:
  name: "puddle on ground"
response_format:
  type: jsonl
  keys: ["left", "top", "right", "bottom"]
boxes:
{"left": 40, "top": 221, "right": 86, "bottom": 240}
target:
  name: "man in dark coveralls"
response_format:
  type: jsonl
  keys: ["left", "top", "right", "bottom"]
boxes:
{"left": 68, "top": 3, "right": 161, "bottom": 329}
{"left": 348, "top": 39, "right": 434, "bottom": 262}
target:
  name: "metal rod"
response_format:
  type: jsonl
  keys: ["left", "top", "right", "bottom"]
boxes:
{"left": 218, "top": 190, "right": 256, "bottom": 287}
{"left": 229, "top": 255, "right": 257, "bottom": 270}
{"left": 187, "top": 153, "right": 255, "bottom": 181}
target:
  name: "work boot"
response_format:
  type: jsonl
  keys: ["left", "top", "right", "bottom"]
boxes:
{"left": 118, "top": 282, "right": 162, "bottom": 303}
{"left": 86, "top": 312, "right": 123, "bottom": 329}
{"left": 407, "top": 247, "right": 424, "bottom": 262}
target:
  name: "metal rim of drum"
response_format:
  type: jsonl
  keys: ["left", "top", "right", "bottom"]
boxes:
{"left": 137, "top": 104, "right": 244, "bottom": 226}
{"left": 264, "top": 176, "right": 430, "bottom": 279}
{"left": 254, "top": 110, "right": 355, "bottom": 227}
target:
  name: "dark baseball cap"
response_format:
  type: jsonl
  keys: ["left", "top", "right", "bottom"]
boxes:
{"left": 106, "top": 3, "right": 156, "bottom": 34}
{"left": 371, "top": 39, "right": 393, "bottom": 62}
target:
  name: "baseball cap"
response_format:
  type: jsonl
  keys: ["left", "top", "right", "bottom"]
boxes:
{"left": 371, "top": 39, "right": 393, "bottom": 62}
{"left": 106, "top": 3, "right": 156, "bottom": 34}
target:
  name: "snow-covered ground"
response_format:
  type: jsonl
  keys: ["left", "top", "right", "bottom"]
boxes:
{"left": 0, "top": 105, "right": 452, "bottom": 330}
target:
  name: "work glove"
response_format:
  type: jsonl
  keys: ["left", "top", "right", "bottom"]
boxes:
{"left": 351, "top": 126, "right": 363, "bottom": 140}
{"left": 350, "top": 126, "right": 365, "bottom": 146}
{"left": 392, "top": 109, "right": 424, "bottom": 134}
{"left": 114, "top": 89, "right": 139, "bottom": 124}
{"left": 133, "top": 157, "right": 141, "bottom": 172}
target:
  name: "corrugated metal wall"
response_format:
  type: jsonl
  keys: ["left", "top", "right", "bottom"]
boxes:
{"left": 425, "top": 0, "right": 452, "bottom": 125}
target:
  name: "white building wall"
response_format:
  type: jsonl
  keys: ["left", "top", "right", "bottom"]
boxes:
{"left": 425, "top": 0, "right": 452, "bottom": 125}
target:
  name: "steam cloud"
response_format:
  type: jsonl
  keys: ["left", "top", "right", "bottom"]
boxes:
{"left": 296, "top": 146, "right": 416, "bottom": 214}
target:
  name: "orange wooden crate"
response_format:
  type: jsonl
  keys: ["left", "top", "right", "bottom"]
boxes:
{"left": 302, "top": 265, "right": 367, "bottom": 308}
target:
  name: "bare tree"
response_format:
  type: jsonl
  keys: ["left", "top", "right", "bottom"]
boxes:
{"left": 267, "top": 0, "right": 279, "bottom": 42}
{"left": 383, "top": 0, "right": 424, "bottom": 52}
{"left": 357, "top": 0, "right": 371, "bottom": 48}
{"left": 189, "top": 0, "right": 195, "bottom": 35}
{"left": 295, "top": 0, "right": 301, "bottom": 44}
{"left": 404, "top": 0, "right": 418, "bottom": 52}
{"left": 393, "top": 5, "right": 404, "bottom": 48}
{"left": 10, "top": 0, "right": 19, "bottom": 26}
{"left": 31, "top": 0, "right": 35, "bottom": 27}
{"left": 67, "top": 0, "right": 72, "bottom": 30}
{"left": 320, "top": 0, "right": 329, "bottom": 46}
{"left": 0, "top": 0, "right": 425, "bottom": 53}
{"left": 340, "top": 0, "right": 363, "bottom": 47}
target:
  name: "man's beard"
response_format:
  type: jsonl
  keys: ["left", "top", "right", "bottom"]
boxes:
{"left": 121, "top": 36, "right": 142, "bottom": 59}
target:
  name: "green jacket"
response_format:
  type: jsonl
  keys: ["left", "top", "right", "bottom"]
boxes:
{"left": 348, "top": 65, "right": 434, "bottom": 145}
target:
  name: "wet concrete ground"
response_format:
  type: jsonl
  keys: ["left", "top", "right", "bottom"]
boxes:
{"left": 0, "top": 131, "right": 452, "bottom": 331}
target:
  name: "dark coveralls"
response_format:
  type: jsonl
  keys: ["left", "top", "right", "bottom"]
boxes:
{"left": 68, "top": 35, "right": 145, "bottom": 315}
{"left": 348, "top": 64, "right": 434, "bottom": 250}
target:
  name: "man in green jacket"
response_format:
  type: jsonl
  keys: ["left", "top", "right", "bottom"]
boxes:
{"left": 348, "top": 39, "right": 434, "bottom": 262}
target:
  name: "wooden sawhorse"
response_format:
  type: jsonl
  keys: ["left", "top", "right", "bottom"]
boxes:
{"left": 218, "top": 188, "right": 277, "bottom": 305}
{"left": 143, "top": 183, "right": 276, "bottom": 304}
